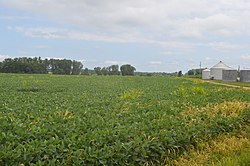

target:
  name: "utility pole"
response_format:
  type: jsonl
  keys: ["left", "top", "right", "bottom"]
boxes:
{"left": 238, "top": 65, "right": 240, "bottom": 79}
{"left": 199, "top": 61, "right": 202, "bottom": 78}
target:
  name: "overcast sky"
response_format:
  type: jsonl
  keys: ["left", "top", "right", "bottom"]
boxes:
{"left": 1, "top": 0, "right": 250, "bottom": 72}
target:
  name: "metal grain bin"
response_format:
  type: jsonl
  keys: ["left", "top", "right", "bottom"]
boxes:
{"left": 202, "top": 69, "right": 211, "bottom": 80}
{"left": 222, "top": 69, "right": 237, "bottom": 82}
{"left": 240, "top": 70, "right": 250, "bottom": 82}
{"left": 210, "top": 61, "right": 234, "bottom": 80}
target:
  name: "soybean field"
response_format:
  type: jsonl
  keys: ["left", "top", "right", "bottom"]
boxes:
{"left": 0, "top": 74, "right": 249, "bottom": 165}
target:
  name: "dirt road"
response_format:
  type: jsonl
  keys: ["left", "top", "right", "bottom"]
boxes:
{"left": 204, "top": 81, "right": 250, "bottom": 90}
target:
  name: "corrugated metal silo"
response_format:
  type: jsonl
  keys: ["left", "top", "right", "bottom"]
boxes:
{"left": 222, "top": 69, "right": 237, "bottom": 82}
{"left": 202, "top": 69, "right": 210, "bottom": 80}
{"left": 210, "top": 61, "right": 234, "bottom": 80}
{"left": 240, "top": 70, "right": 250, "bottom": 82}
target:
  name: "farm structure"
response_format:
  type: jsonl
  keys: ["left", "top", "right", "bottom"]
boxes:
{"left": 222, "top": 69, "right": 238, "bottom": 82}
{"left": 202, "top": 68, "right": 211, "bottom": 80}
{"left": 240, "top": 70, "right": 250, "bottom": 82}
{"left": 210, "top": 61, "right": 236, "bottom": 80}
{"left": 202, "top": 61, "right": 238, "bottom": 82}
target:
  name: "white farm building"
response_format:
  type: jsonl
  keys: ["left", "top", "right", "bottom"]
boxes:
{"left": 202, "top": 61, "right": 237, "bottom": 81}
{"left": 210, "top": 61, "right": 236, "bottom": 80}
{"left": 202, "top": 68, "right": 210, "bottom": 80}
{"left": 201, "top": 61, "right": 250, "bottom": 82}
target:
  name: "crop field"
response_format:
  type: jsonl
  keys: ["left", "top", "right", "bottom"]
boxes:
{"left": 0, "top": 74, "right": 249, "bottom": 165}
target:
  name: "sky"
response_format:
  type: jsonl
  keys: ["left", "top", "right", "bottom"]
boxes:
{"left": 0, "top": 0, "right": 250, "bottom": 72}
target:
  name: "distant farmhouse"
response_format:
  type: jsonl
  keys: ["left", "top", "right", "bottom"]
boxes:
{"left": 202, "top": 61, "right": 250, "bottom": 82}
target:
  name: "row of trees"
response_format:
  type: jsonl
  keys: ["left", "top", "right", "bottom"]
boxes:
{"left": 185, "top": 68, "right": 207, "bottom": 78}
{"left": 134, "top": 71, "right": 182, "bottom": 77}
{"left": 0, "top": 57, "right": 83, "bottom": 75}
{"left": 0, "top": 57, "right": 137, "bottom": 76}
{"left": 93, "top": 64, "right": 136, "bottom": 76}
{"left": 0, "top": 57, "right": 184, "bottom": 77}
{"left": 186, "top": 68, "right": 203, "bottom": 76}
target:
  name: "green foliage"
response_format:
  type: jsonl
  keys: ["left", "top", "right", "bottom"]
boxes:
{"left": 120, "top": 64, "right": 136, "bottom": 76}
{"left": 0, "top": 74, "right": 249, "bottom": 165}
{"left": 81, "top": 68, "right": 90, "bottom": 75}
{"left": 71, "top": 60, "right": 83, "bottom": 75}
{"left": 213, "top": 150, "right": 250, "bottom": 166}
{"left": 119, "top": 89, "right": 143, "bottom": 100}
{"left": 187, "top": 68, "right": 205, "bottom": 76}
{"left": 94, "top": 65, "right": 120, "bottom": 76}
{"left": 0, "top": 57, "right": 83, "bottom": 75}
{"left": 172, "top": 83, "right": 206, "bottom": 98}
{"left": 108, "top": 65, "right": 120, "bottom": 75}
{"left": 177, "top": 70, "right": 182, "bottom": 77}
{"left": 94, "top": 67, "right": 102, "bottom": 75}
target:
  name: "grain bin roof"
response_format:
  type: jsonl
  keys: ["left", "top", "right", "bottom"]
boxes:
{"left": 211, "top": 61, "right": 234, "bottom": 70}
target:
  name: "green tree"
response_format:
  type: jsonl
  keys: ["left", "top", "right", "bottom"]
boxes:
{"left": 81, "top": 68, "right": 89, "bottom": 75}
{"left": 187, "top": 69, "right": 194, "bottom": 75}
{"left": 101, "top": 67, "right": 108, "bottom": 75}
{"left": 51, "top": 59, "right": 65, "bottom": 74}
{"left": 62, "top": 59, "right": 72, "bottom": 75}
{"left": 108, "top": 65, "right": 120, "bottom": 75}
{"left": 177, "top": 71, "right": 182, "bottom": 77}
{"left": 0, "top": 57, "right": 83, "bottom": 75}
{"left": 120, "top": 64, "right": 136, "bottom": 76}
{"left": 72, "top": 60, "right": 83, "bottom": 75}
{"left": 50, "top": 59, "right": 73, "bottom": 75}
{"left": 187, "top": 68, "right": 205, "bottom": 76}
{"left": 94, "top": 67, "right": 102, "bottom": 75}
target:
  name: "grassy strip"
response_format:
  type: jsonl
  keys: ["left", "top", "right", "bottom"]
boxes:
{"left": 184, "top": 77, "right": 250, "bottom": 88}
{"left": 167, "top": 125, "right": 250, "bottom": 166}
{"left": 213, "top": 150, "right": 250, "bottom": 166}
{"left": 213, "top": 80, "right": 250, "bottom": 88}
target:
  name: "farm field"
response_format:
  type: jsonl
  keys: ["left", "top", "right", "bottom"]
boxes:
{"left": 0, "top": 74, "right": 249, "bottom": 165}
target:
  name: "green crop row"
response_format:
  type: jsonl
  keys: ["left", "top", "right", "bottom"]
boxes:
{"left": 0, "top": 74, "right": 249, "bottom": 165}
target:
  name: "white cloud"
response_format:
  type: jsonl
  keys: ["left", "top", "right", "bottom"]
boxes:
{"left": 2, "top": 0, "right": 250, "bottom": 40}
{"left": 199, "top": 14, "right": 242, "bottom": 36}
{"left": 241, "top": 54, "right": 250, "bottom": 61}
{"left": 43, "top": 57, "right": 65, "bottom": 60}
{"left": 172, "top": 11, "right": 250, "bottom": 39}
{"left": 0, "top": 15, "right": 30, "bottom": 20}
{"left": 2, "top": 0, "right": 250, "bottom": 72}
{"left": 205, "top": 57, "right": 213, "bottom": 61}
{"left": 148, "top": 61, "right": 163, "bottom": 65}
{"left": 104, "top": 60, "right": 120, "bottom": 65}
{"left": 160, "top": 50, "right": 186, "bottom": 56}
{"left": 0, "top": 54, "right": 10, "bottom": 61}
{"left": 209, "top": 42, "right": 247, "bottom": 51}
{"left": 104, "top": 60, "right": 130, "bottom": 66}
{"left": 160, "top": 51, "right": 175, "bottom": 56}
{"left": 34, "top": 45, "right": 49, "bottom": 49}
{"left": 10, "top": 26, "right": 200, "bottom": 51}
{"left": 11, "top": 26, "right": 151, "bottom": 43}
{"left": 18, "top": 50, "right": 29, "bottom": 55}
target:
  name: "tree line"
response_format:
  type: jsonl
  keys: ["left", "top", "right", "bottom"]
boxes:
{"left": 0, "top": 57, "right": 83, "bottom": 75}
{"left": 0, "top": 57, "right": 184, "bottom": 76}
{"left": 185, "top": 68, "right": 206, "bottom": 78}
{"left": 93, "top": 64, "right": 136, "bottom": 76}
{"left": 134, "top": 71, "right": 182, "bottom": 77}
{"left": 0, "top": 57, "right": 137, "bottom": 76}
